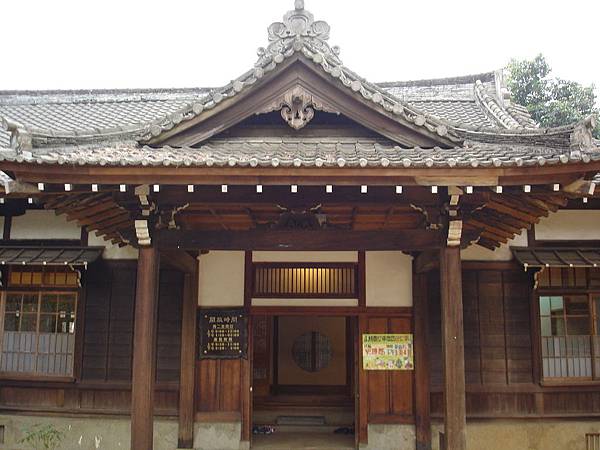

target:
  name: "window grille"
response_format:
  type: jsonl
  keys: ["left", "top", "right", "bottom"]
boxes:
{"left": 0, "top": 268, "right": 79, "bottom": 377}
{"left": 587, "top": 433, "right": 600, "bottom": 450}
{"left": 537, "top": 268, "right": 600, "bottom": 381}
{"left": 252, "top": 263, "right": 358, "bottom": 298}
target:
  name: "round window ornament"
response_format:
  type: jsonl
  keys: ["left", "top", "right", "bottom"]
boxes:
{"left": 291, "top": 331, "right": 332, "bottom": 373}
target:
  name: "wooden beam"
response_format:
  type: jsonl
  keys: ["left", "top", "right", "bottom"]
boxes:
{"left": 414, "top": 250, "right": 439, "bottom": 273}
{"left": 161, "top": 249, "right": 198, "bottom": 274}
{"left": 131, "top": 246, "right": 160, "bottom": 450}
{"left": 414, "top": 272, "right": 431, "bottom": 450}
{"left": 439, "top": 246, "right": 466, "bottom": 450}
{"left": 178, "top": 265, "right": 199, "bottom": 448}
{"left": 3, "top": 215, "right": 11, "bottom": 240}
{"left": 156, "top": 229, "right": 444, "bottom": 251}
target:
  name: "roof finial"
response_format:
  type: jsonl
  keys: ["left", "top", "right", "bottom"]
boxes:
{"left": 258, "top": 1, "right": 342, "bottom": 66}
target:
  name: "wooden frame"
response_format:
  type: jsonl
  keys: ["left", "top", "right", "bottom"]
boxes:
{"left": 534, "top": 290, "right": 600, "bottom": 383}
{"left": 0, "top": 288, "right": 79, "bottom": 380}
{"left": 251, "top": 262, "right": 359, "bottom": 299}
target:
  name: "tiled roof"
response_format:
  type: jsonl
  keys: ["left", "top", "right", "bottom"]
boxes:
{"left": 0, "top": 4, "right": 537, "bottom": 150}
{"left": 0, "top": 83, "right": 504, "bottom": 148}
{"left": 1, "top": 136, "right": 598, "bottom": 169}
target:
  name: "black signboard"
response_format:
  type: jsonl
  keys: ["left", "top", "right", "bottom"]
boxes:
{"left": 198, "top": 309, "right": 248, "bottom": 359}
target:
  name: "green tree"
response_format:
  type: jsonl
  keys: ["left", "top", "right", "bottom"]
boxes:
{"left": 506, "top": 54, "right": 599, "bottom": 138}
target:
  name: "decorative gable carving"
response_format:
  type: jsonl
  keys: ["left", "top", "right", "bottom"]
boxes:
{"left": 260, "top": 86, "right": 338, "bottom": 130}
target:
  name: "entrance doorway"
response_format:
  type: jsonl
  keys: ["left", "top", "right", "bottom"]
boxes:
{"left": 251, "top": 315, "right": 356, "bottom": 449}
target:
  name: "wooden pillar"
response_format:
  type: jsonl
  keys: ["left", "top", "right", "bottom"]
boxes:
{"left": 178, "top": 263, "right": 199, "bottom": 448}
{"left": 414, "top": 272, "right": 431, "bottom": 450}
{"left": 439, "top": 247, "right": 466, "bottom": 450}
{"left": 131, "top": 246, "right": 160, "bottom": 450}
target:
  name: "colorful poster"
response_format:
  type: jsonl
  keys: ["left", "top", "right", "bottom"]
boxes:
{"left": 362, "top": 334, "right": 414, "bottom": 370}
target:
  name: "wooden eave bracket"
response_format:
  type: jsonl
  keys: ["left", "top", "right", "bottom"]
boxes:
{"left": 133, "top": 184, "right": 155, "bottom": 246}
{"left": 563, "top": 178, "right": 596, "bottom": 196}
{"left": 446, "top": 186, "right": 463, "bottom": 247}
{"left": 447, "top": 220, "right": 463, "bottom": 247}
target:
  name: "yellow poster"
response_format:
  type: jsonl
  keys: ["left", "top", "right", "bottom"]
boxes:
{"left": 362, "top": 334, "right": 414, "bottom": 370}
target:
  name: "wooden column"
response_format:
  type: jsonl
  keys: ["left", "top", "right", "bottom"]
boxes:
{"left": 131, "top": 246, "right": 160, "bottom": 450}
{"left": 414, "top": 272, "right": 431, "bottom": 450}
{"left": 178, "top": 263, "right": 199, "bottom": 448}
{"left": 439, "top": 247, "right": 466, "bottom": 450}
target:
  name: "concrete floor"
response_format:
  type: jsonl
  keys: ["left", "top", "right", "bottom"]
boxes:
{"left": 252, "top": 432, "right": 355, "bottom": 450}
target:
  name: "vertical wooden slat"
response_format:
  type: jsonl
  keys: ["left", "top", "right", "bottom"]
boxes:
{"left": 131, "top": 246, "right": 159, "bottom": 450}
{"left": 241, "top": 317, "right": 252, "bottom": 444}
{"left": 414, "top": 272, "right": 431, "bottom": 450}
{"left": 178, "top": 262, "right": 198, "bottom": 448}
{"left": 358, "top": 252, "right": 366, "bottom": 308}
{"left": 439, "top": 246, "right": 466, "bottom": 450}
{"left": 357, "top": 314, "right": 368, "bottom": 445}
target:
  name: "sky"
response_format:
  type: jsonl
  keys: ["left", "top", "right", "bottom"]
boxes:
{"left": 0, "top": 0, "right": 598, "bottom": 101}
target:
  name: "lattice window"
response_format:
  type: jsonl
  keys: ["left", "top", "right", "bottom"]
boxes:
{"left": 538, "top": 268, "right": 600, "bottom": 381}
{"left": 252, "top": 263, "right": 358, "bottom": 298}
{"left": 0, "top": 268, "right": 78, "bottom": 378}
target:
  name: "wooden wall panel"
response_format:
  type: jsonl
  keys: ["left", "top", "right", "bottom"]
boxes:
{"left": 0, "top": 261, "right": 183, "bottom": 417}
{"left": 429, "top": 267, "right": 534, "bottom": 392}
{"left": 363, "top": 314, "right": 414, "bottom": 423}
{"left": 462, "top": 270, "right": 482, "bottom": 385}
{"left": 196, "top": 359, "right": 243, "bottom": 414}
{"left": 477, "top": 270, "right": 507, "bottom": 384}
{"left": 0, "top": 385, "right": 178, "bottom": 415}
{"left": 81, "top": 262, "right": 112, "bottom": 380}
{"left": 82, "top": 261, "right": 183, "bottom": 383}
{"left": 502, "top": 271, "right": 533, "bottom": 384}
{"left": 106, "top": 265, "right": 136, "bottom": 382}
{"left": 366, "top": 317, "right": 388, "bottom": 417}
{"left": 156, "top": 270, "right": 184, "bottom": 383}
{"left": 429, "top": 265, "right": 600, "bottom": 419}
{"left": 388, "top": 317, "right": 413, "bottom": 417}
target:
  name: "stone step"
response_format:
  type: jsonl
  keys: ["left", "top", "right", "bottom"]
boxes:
{"left": 276, "top": 415, "right": 326, "bottom": 426}
{"left": 251, "top": 431, "right": 355, "bottom": 450}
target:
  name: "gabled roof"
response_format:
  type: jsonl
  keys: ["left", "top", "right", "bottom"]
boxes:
{"left": 0, "top": 1, "right": 597, "bottom": 177}
{"left": 0, "top": 2, "right": 539, "bottom": 152}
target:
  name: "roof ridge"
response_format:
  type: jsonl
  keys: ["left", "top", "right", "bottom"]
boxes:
{"left": 377, "top": 72, "right": 496, "bottom": 88}
{"left": 0, "top": 88, "right": 212, "bottom": 106}
{"left": 474, "top": 80, "right": 526, "bottom": 130}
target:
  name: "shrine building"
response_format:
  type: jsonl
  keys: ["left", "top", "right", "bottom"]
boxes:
{"left": 0, "top": 2, "right": 599, "bottom": 449}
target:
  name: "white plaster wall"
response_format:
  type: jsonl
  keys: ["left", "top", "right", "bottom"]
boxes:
{"left": 366, "top": 251, "right": 413, "bottom": 307}
{"left": 535, "top": 210, "right": 600, "bottom": 241}
{"left": 87, "top": 233, "right": 139, "bottom": 260}
{"left": 10, "top": 210, "right": 81, "bottom": 240}
{"left": 252, "top": 251, "right": 358, "bottom": 262}
{"left": 461, "top": 232, "right": 528, "bottom": 261}
{"left": 198, "top": 251, "right": 245, "bottom": 307}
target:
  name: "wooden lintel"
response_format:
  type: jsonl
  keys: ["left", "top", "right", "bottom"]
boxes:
{"left": 161, "top": 249, "right": 198, "bottom": 274}
{"left": 156, "top": 229, "right": 443, "bottom": 251}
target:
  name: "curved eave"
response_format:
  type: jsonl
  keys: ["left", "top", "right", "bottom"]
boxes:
{"left": 3, "top": 160, "right": 599, "bottom": 187}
